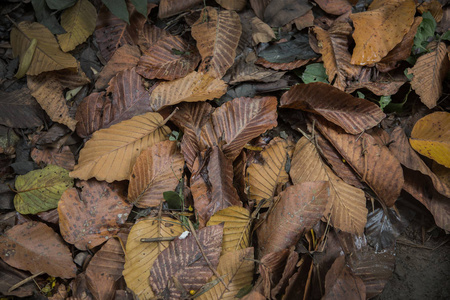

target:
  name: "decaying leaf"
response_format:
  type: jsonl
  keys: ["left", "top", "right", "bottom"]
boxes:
{"left": 11, "top": 21, "right": 77, "bottom": 75}
{"left": 149, "top": 224, "right": 223, "bottom": 299}
{"left": 128, "top": 140, "right": 184, "bottom": 208}
{"left": 14, "top": 165, "right": 73, "bottom": 215}
{"left": 0, "top": 88, "right": 44, "bottom": 128}
{"left": 0, "top": 221, "right": 77, "bottom": 278}
{"left": 58, "top": 180, "right": 131, "bottom": 250}
{"left": 57, "top": 0, "right": 97, "bottom": 52}
{"left": 158, "top": 0, "right": 203, "bottom": 19}
{"left": 256, "top": 181, "right": 331, "bottom": 258}
{"left": 207, "top": 206, "right": 251, "bottom": 254}
{"left": 123, "top": 217, "right": 184, "bottom": 300}
{"left": 350, "top": 0, "right": 416, "bottom": 65}
{"left": 31, "top": 146, "right": 75, "bottom": 171}
{"left": 192, "top": 7, "right": 242, "bottom": 78}
{"left": 263, "top": 0, "right": 313, "bottom": 27}
{"left": 323, "top": 256, "right": 366, "bottom": 299}
{"left": 70, "top": 112, "right": 170, "bottom": 182}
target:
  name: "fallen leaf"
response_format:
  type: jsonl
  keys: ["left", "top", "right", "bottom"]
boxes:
{"left": 314, "top": 0, "right": 352, "bottom": 15}
{"left": 257, "top": 181, "right": 331, "bottom": 258}
{"left": 350, "top": 0, "right": 416, "bottom": 65}
{"left": 14, "top": 38, "right": 36, "bottom": 79}
{"left": 417, "top": 0, "right": 443, "bottom": 22}
{"left": 123, "top": 217, "right": 184, "bottom": 300}
{"left": 14, "top": 165, "right": 73, "bottom": 215}
{"left": 251, "top": 17, "right": 276, "bottom": 44}
{"left": 10, "top": 21, "right": 77, "bottom": 75}
{"left": 249, "top": 0, "right": 271, "bottom": 20}
{"left": 58, "top": 180, "right": 132, "bottom": 250}
{"left": 149, "top": 224, "right": 223, "bottom": 299}
{"left": 270, "top": 249, "right": 300, "bottom": 299}
{"left": 408, "top": 42, "right": 450, "bottom": 109}
{"left": 158, "top": 0, "right": 203, "bottom": 19}
{"left": 0, "top": 88, "right": 44, "bottom": 128}
{"left": 207, "top": 206, "right": 251, "bottom": 255}
{"left": 70, "top": 112, "right": 170, "bottom": 182}
{"left": 280, "top": 83, "right": 385, "bottom": 135}
{"left": 128, "top": 140, "right": 184, "bottom": 208}
{"left": 263, "top": 0, "right": 312, "bottom": 27}
{"left": 57, "top": 0, "right": 97, "bottom": 52}
{"left": 0, "top": 259, "right": 36, "bottom": 297}
{"left": 255, "top": 56, "right": 311, "bottom": 70}
{"left": 0, "top": 221, "right": 77, "bottom": 278}
{"left": 31, "top": 146, "right": 75, "bottom": 171}
{"left": 216, "top": 0, "right": 247, "bottom": 11}
{"left": 192, "top": 7, "right": 242, "bottom": 78}
{"left": 323, "top": 256, "right": 365, "bottom": 300}
{"left": 137, "top": 24, "right": 171, "bottom": 51}
{"left": 257, "top": 249, "right": 291, "bottom": 296}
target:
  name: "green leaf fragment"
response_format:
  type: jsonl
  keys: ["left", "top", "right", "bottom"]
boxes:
{"left": 130, "top": 0, "right": 147, "bottom": 18}
{"left": 102, "top": 0, "right": 129, "bottom": 23}
{"left": 441, "top": 30, "right": 450, "bottom": 41}
{"left": 301, "top": 63, "right": 329, "bottom": 84}
{"left": 163, "top": 191, "right": 183, "bottom": 209}
{"left": 14, "top": 165, "right": 74, "bottom": 214}
{"left": 378, "top": 95, "right": 391, "bottom": 111}
{"left": 412, "top": 12, "right": 436, "bottom": 55}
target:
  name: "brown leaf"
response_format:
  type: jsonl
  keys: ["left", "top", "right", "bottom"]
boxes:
{"left": 149, "top": 71, "right": 227, "bottom": 111}
{"left": 137, "top": 24, "right": 171, "bottom": 51}
{"left": 290, "top": 137, "right": 367, "bottom": 235}
{"left": 283, "top": 255, "right": 313, "bottom": 299}
{"left": 280, "top": 83, "right": 385, "bottom": 135}
{"left": 0, "top": 88, "right": 44, "bottom": 128}
{"left": 95, "top": 44, "right": 141, "bottom": 90}
{"left": 350, "top": 0, "right": 416, "bottom": 65}
{"left": 263, "top": 0, "right": 313, "bottom": 27}
{"left": 417, "top": 0, "right": 443, "bottom": 22}
{"left": 136, "top": 32, "right": 200, "bottom": 80}
{"left": 255, "top": 56, "right": 311, "bottom": 70}
{"left": 158, "top": 0, "right": 203, "bottom": 19}
{"left": 270, "top": 249, "right": 299, "bottom": 299}
{"left": 314, "top": 116, "right": 403, "bottom": 207}
{"left": 192, "top": 7, "right": 242, "bottom": 78}
{"left": 31, "top": 146, "right": 75, "bottom": 171}
{"left": 257, "top": 249, "right": 290, "bottom": 296}
{"left": 86, "top": 237, "right": 126, "bottom": 300}
{"left": 251, "top": 17, "right": 276, "bottom": 44}
{"left": 389, "top": 126, "right": 450, "bottom": 197}
{"left": 249, "top": 0, "right": 271, "bottom": 20}
{"left": 323, "top": 256, "right": 366, "bottom": 300}
{"left": 0, "top": 221, "right": 77, "bottom": 278}
{"left": 0, "top": 259, "right": 36, "bottom": 297}
{"left": 149, "top": 224, "right": 224, "bottom": 299}
{"left": 408, "top": 42, "right": 450, "bottom": 109}
{"left": 345, "top": 69, "right": 407, "bottom": 96}
{"left": 312, "top": 22, "right": 362, "bottom": 91}
{"left": 200, "top": 96, "right": 278, "bottom": 161}
{"left": 76, "top": 68, "right": 155, "bottom": 138}
{"left": 216, "top": 0, "right": 247, "bottom": 11}
{"left": 256, "top": 181, "right": 331, "bottom": 258}
{"left": 58, "top": 180, "right": 132, "bottom": 250}
{"left": 314, "top": 0, "right": 352, "bottom": 15}
{"left": 128, "top": 140, "right": 184, "bottom": 208}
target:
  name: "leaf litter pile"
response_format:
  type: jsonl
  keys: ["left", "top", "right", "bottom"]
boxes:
{"left": 0, "top": 0, "right": 449, "bottom": 299}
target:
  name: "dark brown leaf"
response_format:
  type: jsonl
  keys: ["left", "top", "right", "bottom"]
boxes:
{"left": 158, "top": 0, "right": 203, "bottom": 19}
{"left": 0, "top": 257, "right": 36, "bottom": 297}
{"left": 31, "top": 146, "right": 75, "bottom": 171}
{"left": 263, "top": 0, "right": 312, "bottom": 27}
{"left": 0, "top": 88, "right": 44, "bottom": 128}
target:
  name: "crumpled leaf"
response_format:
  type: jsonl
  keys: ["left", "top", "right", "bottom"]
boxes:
{"left": 128, "top": 140, "right": 184, "bottom": 208}
{"left": 0, "top": 221, "right": 77, "bottom": 278}
{"left": 14, "top": 165, "right": 73, "bottom": 215}
{"left": 149, "top": 224, "right": 223, "bottom": 299}
{"left": 70, "top": 112, "right": 170, "bottom": 182}
{"left": 57, "top": 0, "right": 97, "bottom": 52}
{"left": 251, "top": 17, "right": 276, "bottom": 44}
{"left": 0, "top": 88, "right": 44, "bottom": 128}
{"left": 11, "top": 21, "right": 77, "bottom": 75}
{"left": 350, "top": 0, "right": 416, "bottom": 65}
{"left": 58, "top": 180, "right": 132, "bottom": 250}
{"left": 192, "top": 7, "right": 242, "bottom": 78}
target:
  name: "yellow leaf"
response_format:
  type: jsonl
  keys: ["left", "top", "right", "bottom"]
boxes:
{"left": 15, "top": 38, "right": 37, "bottom": 79}
{"left": 207, "top": 206, "right": 251, "bottom": 255}
{"left": 58, "top": 0, "right": 97, "bottom": 52}
{"left": 11, "top": 22, "right": 77, "bottom": 75}
{"left": 123, "top": 217, "right": 184, "bottom": 300}
{"left": 70, "top": 112, "right": 171, "bottom": 182}
{"left": 410, "top": 112, "right": 450, "bottom": 168}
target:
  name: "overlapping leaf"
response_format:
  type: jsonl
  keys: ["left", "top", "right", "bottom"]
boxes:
{"left": 123, "top": 217, "right": 184, "bottom": 300}
{"left": 323, "top": 256, "right": 366, "bottom": 299}
{"left": 263, "top": 0, "right": 312, "bottom": 27}
{"left": 31, "top": 146, "right": 75, "bottom": 171}
{"left": 0, "top": 222, "right": 77, "bottom": 278}
{"left": 11, "top": 21, "right": 77, "bottom": 75}
{"left": 158, "top": 0, "right": 203, "bottom": 19}
{"left": 246, "top": 137, "right": 294, "bottom": 206}
{"left": 207, "top": 206, "right": 251, "bottom": 254}
{"left": 57, "top": 0, "right": 97, "bottom": 52}
{"left": 149, "top": 71, "right": 227, "bottom": 111}
{"left": 14, "top": 165, "right": 73, "bottom": 215}
{"left": 192, "top": 7, "right": 242, "bottom": 78}
{"left": 280, "top": 83, "right": 385, "bottom": 134}
{"left": 70, "top": 112, "right": 170, "bottom": 182}
{"left": 0, "top": 88, "right": 44, "bottom": 128}
{"left": 58, "top": 180, "right": 132, "bottom": 250}
{"left": 128, "top": 141, "right": 184, "bottom": 208}
{"left": 290, "top": 137, "right": 367, "bottom": 235}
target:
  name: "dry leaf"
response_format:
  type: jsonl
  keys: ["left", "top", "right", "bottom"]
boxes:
{"left": 123, "top": 217, "right": 184, "bottom": 300}
{"left": 0, "top": 259, "right": 36, "bottom": 297}
{"left": 255, "top": 56, "right": 311, "bottom": 70}
{"left": 409, "top": 112, "right": 450, "bottom": 168}
{"left": 149, "top": 71, "right": 227, "bottom": 111}
{"left": 249, "top": 0, "right": 271, "bottom": 20}
{"left": 408, "top": 42, "right": 450, "bottom": 109}
{"left": 0, "top": 88, "right": 44, "bottom": 128}
{"left": 263, "top": 0, "right": 312, "bottom": 27}
{"left": 158, "top": 0, "right": 203, "bottom": 19}
{"left": 251, "top": 17, "right": 276, "bottom": 44}
{"left": 216, "top": 0, "right": 247, "bottom": 11}
{"left": 70, "top": 112, "right": 170, "bottom": 182}
{"left": 192, "top": 7, "right": 242, "bottom": 78}
{"left": 280, "top": 83, "right": 385, "bottom": 135}
{"left": 0, "top": 221, "right": 77, "bottom": 278}
{"left": 31, "top": 146, "right": 75, "bottom": 171}
{"left": 323, "top": 256, "right": 366, "bottom": 299}
{"left": 138, "top": 24, "right": 171, "bottom": 52}
{"left": 417, "top": 0, "right": 443, "bottom": 22}
{"left": 11, "top": 22, "right": 77, "bottom": 75}
{"left": 128, "top": 140, "right": 184, "bottom": 208}
{"left": 350, "top": 0, "right": 416, "bottom": 65}
{"left": 58, "top": 180, "right": 131, "bottom": 250}
{"left": 314, "top": 0, "right": 352, "bottom": 15}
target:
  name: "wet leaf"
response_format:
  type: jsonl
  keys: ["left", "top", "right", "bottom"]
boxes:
{"left": 70, "top": 112, "right": 170, "bottom": 182}
{"left": 14, "top": 165, "right": 73, "bottom": 215}
{"left": 58, "top": 180, "right": 132, "bottom": 250}
{"left": 258, "top": 33, "right": 319, "bottom": 63}
{"left": 0, "top": 221, "right": 77, "bottom": 278}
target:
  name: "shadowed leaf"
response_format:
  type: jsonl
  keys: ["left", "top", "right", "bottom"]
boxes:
{"left": 0, "top": 88, "right": 44, "bottom": 128}
{"left": 323, "top": 256, "right": 365, "bottom": 299}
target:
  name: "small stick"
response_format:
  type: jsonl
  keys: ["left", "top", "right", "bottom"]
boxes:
{"left": 140, "top": 237, "right": 176, "bottom": 243}
{"left": 8, "top": 271, "right": 44, "bottom": 292}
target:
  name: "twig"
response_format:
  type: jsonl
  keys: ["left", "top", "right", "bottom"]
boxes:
{"left": 186, "top": 219, "right": 228, "bottom": 290}
{"left": 141, "top": 237, "right": 176, "bottom": 242}
{"left": 8, "top": 271, "right": 44, "bottom": 293}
